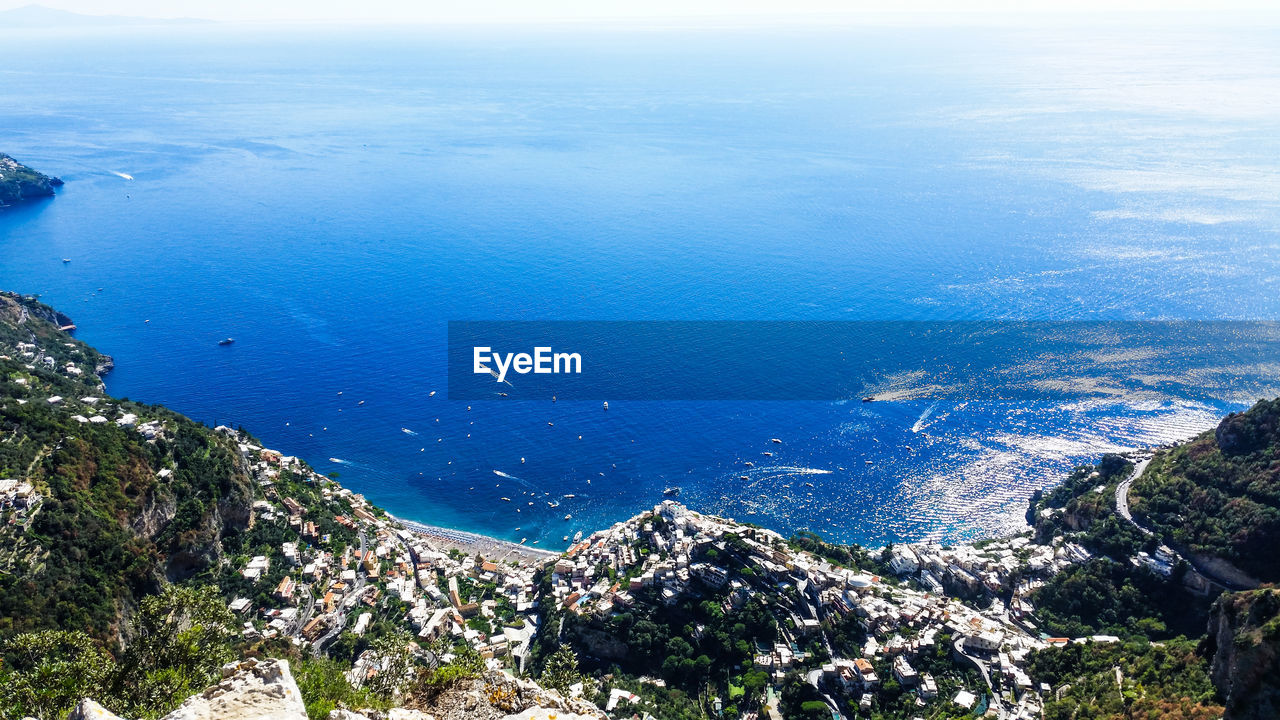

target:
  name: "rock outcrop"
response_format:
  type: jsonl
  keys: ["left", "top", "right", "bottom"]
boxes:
{"left": 349, "top": 670, "right": 607, "bottom": 720}
{"left": 68, "top": 699, "right": 126, "bottom": 720}
{"left": 64, "top": 659, "right": 307, "bottom": 720}
{"left": 1207, "top": 589, "right": 1280, "bottom": 719}
{"left": 162, "top": 658, "right": 308, "bottom": 720}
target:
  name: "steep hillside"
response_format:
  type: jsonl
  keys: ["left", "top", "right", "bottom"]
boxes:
{"left": 1131, "top": 398, "right": 1280, "bottom": 584}
{"left": 0, "top": 292, "right": 254, "bottom": 644}
{"left": 0, "top": 154, "right": 61, "bottom": 206}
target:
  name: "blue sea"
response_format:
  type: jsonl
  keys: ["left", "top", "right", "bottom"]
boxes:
{"left": 3, "top": 18, "right": 1279, "bottom": 548}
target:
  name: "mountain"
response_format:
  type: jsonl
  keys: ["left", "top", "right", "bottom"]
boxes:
{"left": 0, "top": 154, "right": 62, "bottom": 207}
{"left": 0, "top": 292, "right": 254, "bottom": 644}
{"left": 0, "top": 5, "right": 210, "bottom": 28}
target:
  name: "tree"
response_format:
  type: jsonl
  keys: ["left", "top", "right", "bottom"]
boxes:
{"left": 0, "top": 630, "right": 114, "bottom": 720}
{"left": 541, "top": 645, "right": 582, "bottom": 697}
{"left": 365, "top": 630, "right": 416, "bottom": 699}
{"left": 112, "top": 584, "right": 238, "bottom": 717}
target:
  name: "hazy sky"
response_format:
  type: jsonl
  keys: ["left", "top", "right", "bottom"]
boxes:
{"left": 3, "top": 0, "right": 1277, "bottom": 23}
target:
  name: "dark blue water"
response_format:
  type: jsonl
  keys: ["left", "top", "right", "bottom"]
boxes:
{"left": 3, "top": 21, "right": 1279, "bottom": 547}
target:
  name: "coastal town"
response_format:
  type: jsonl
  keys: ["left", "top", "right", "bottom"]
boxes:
{"left": 0, "top": 294, "right": 1228, "bottom": 720}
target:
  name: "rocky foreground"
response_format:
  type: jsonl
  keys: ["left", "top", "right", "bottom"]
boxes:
{"left": 64, "top": 658, "right": 603, "bottom": 720}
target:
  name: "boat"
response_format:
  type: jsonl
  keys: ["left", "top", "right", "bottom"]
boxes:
{"left": 520, "top": 538, "right": 527, "bottom": 544}
{"left": 548, "top": 501, "right": 559, "bottom": 508}
{"left": 739, "top": 475, "right": 749, "bottom": 481}
{"left": 804, "top": 482, "right": 815, "bottom": 488}
{"left": 357, "top": 400, "right": 365, "bottom": 405}
{"left": 564, "top": 514, "right": 572, "bottom": 520}
{"left": 573, "top": 531, "right": 583, "bottom": 542}
{"left": 862, "top": 396, "right": 874, "bottom": 402}
{"left": 329, "top": 457, "right": 342, "bottom": 463}
{"left": 603, "top": 401, "right": 608, "bottom": 410}
{"left": 663, "top": 487, "right": 680, "bottom": 497}
{"left": 218, "top": 338, "right": 235, "bottom": 346}
{"left": 770, "top": 438, "right": 782, "bottom": 444}
{"left": 62, "top": 258, "right": 71, "bottom": 263}
{"left": 563, "top": 536, "right": 569, "bottom": 542}
{"left": 744, "top": 461, "right": 754, "bottom": 468}
{"left": 563, "top": 494, "right": 576, "bottom": 499}
{"left": 501, "top": 497, "right": 511, "bottom": 502}
{"left": 762, "top": 451, "right": 773, "bottom": 457}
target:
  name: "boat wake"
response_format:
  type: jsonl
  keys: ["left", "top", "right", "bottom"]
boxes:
{"left": 912, "top": 400, "right": 942, "bottom": 433}
{"left": 494, "top": 469, "right": 539, "bottom": 492}
{"left": 110, "top": 171, "right": 134, "bottom": 180}
{"left": 744, "top": 465, "right": 834, "bottom": 477}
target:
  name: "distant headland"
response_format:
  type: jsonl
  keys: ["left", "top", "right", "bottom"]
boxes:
{"left": 0, "top": 153, "right": 62, "bottom": 207}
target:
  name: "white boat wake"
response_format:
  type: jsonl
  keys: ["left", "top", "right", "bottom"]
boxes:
{"left": 748, "top": 466, "right": 834, "bottom": 476}
{"left": 912, "top": 400, "right": 942, "bottom": 433}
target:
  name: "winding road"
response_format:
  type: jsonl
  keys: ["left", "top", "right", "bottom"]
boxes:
{"left": 1114, "top": 455, "right": 1254, "bottom": 592}
{"left": 1114, "top": 456, "right": 1152, "bottom": 533}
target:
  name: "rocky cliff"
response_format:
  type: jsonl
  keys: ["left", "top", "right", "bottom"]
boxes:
{"left": 0, "top": 153, "right": 61, "bottom": 206}
{"left": 1207, "top": 589, "right": 1280, "bottom": 719}
{"left": 1208, "top": 589, "right": 1280, "bottom": 717}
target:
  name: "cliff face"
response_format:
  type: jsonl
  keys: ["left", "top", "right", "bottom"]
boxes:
{"left": 1207, "top": 589, "right": 1280, "bottom": 719}
{"left": 0, "top": 153, "right": 62, "bottom": 206}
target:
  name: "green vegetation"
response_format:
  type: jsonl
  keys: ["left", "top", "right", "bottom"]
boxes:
{"left": 539, "top": 644, "right": 583, "bottom": 696}
{"left": 1029, "top": 639, "right": 1222, "bottom": 720}
{"left": 0, "top": 584, "right": 237, "bottom": 720}
{"left": 0, "top": 375, "right": 253, "bottom": 642}
{"left": 1131, "top": 398, "right": 1280, "bottom": 583}
{"left": 1029, "top": 454, "right": 1149, "bottom": 558}
{"left": 1027, "top": 453, "right": 1209, "bottom": 641}
{"left": 1031, "top": 558, "right": 1207, "bottom": 640}
{"left": 294, "top": 657, "right": 390, "bottom": 720}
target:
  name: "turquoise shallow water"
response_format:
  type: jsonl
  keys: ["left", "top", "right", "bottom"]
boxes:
{"left": 2, "top": 20, "right": 1279, "bottom": 548}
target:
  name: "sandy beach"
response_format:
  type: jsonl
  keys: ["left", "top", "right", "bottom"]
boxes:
{"left": 391, "top": 514, "right": 560, "bottom": 567}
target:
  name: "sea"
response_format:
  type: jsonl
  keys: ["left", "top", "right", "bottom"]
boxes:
{"left": 2, "top": 17, "right": 1279, "bottom": 549}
